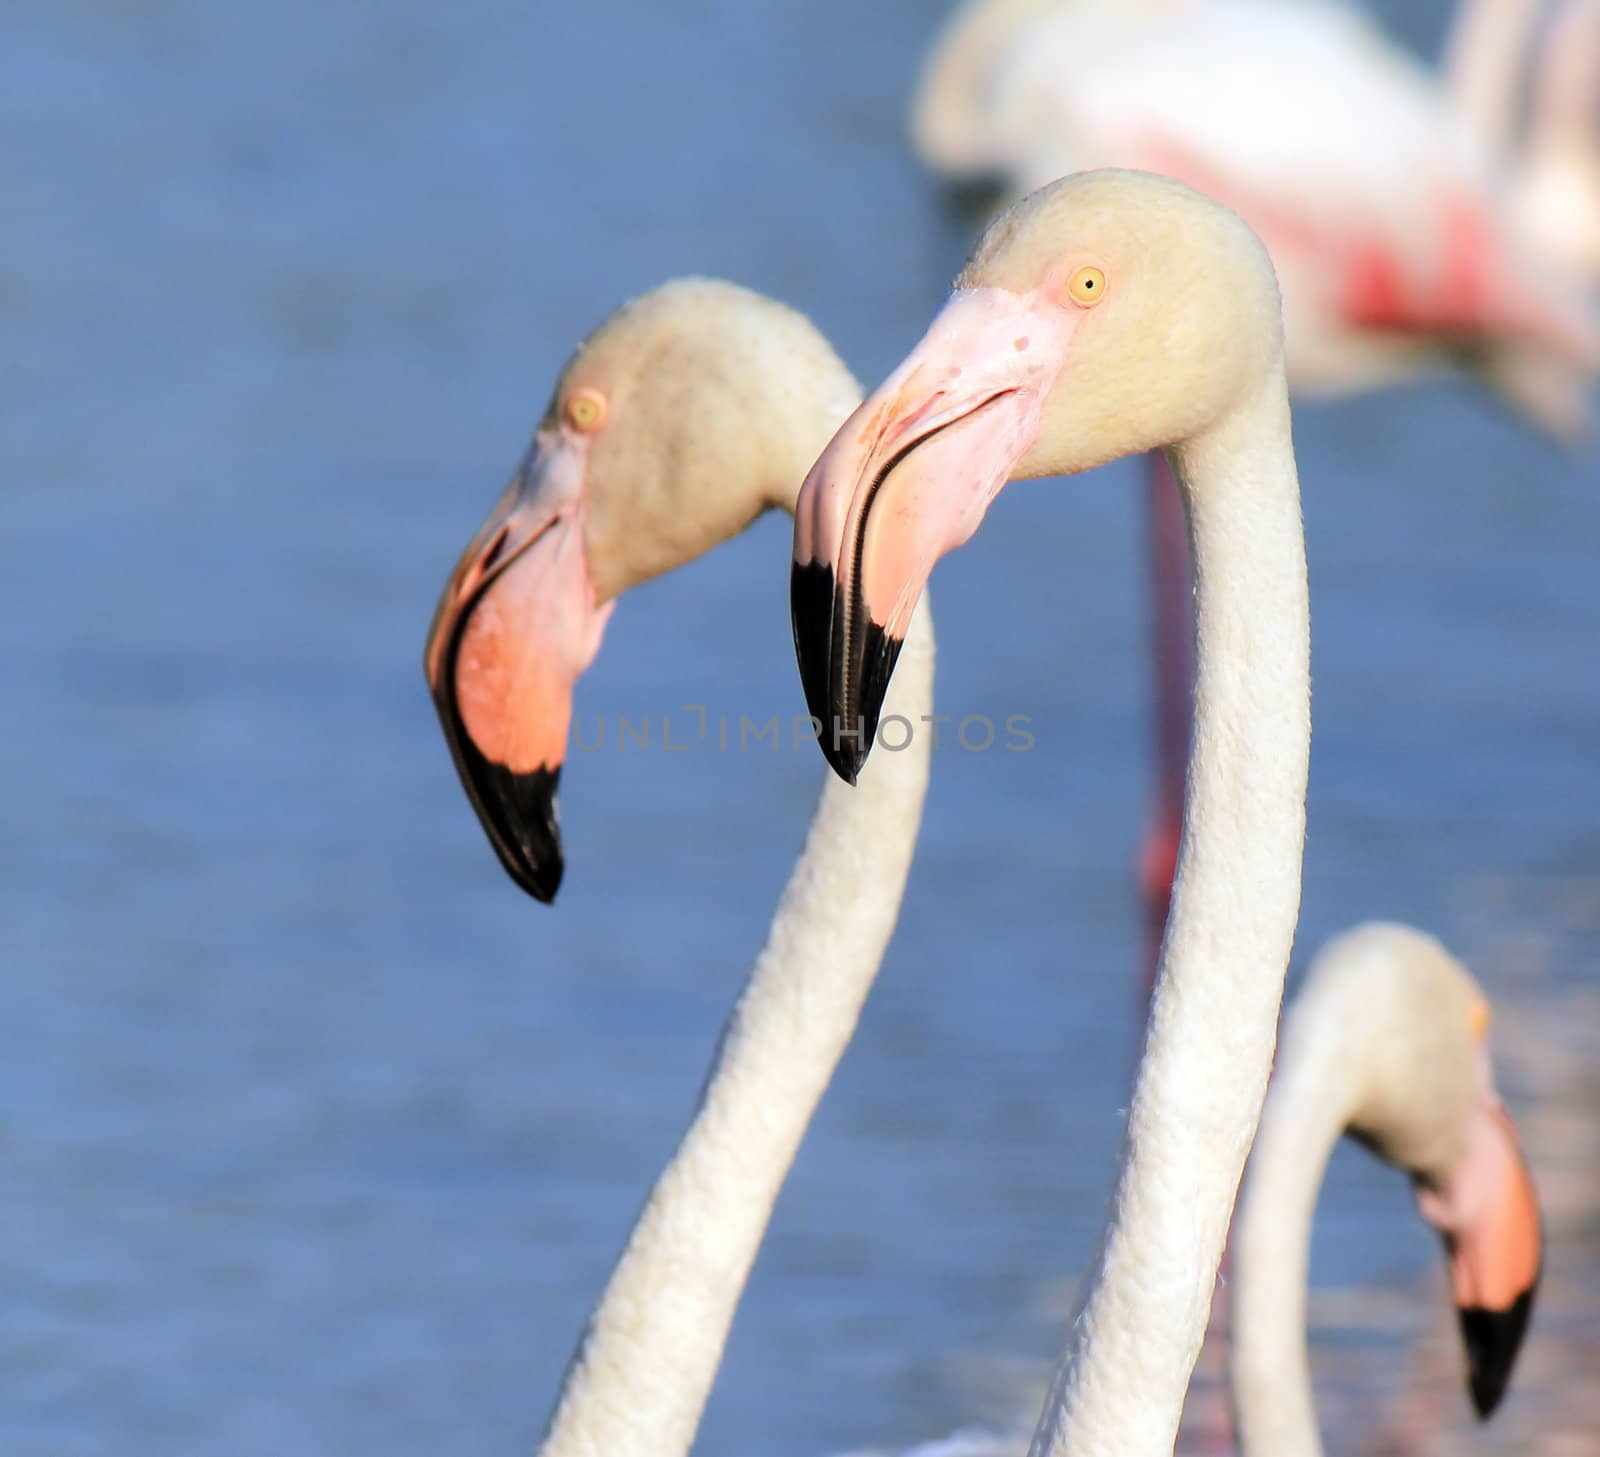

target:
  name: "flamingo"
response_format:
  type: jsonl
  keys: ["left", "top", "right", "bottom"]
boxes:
{"left": 1232, "top": 922, "right": 1542, "bottom": 1455}
{"left": 909, "top": 0, "right": 1600, "bottom": 989}
{"left": 920, "top": 0, "right": 1599, "bottom": 298}
{"left": 792, "top": 168, "right": 1312, "bottom": 1454}
{"left": 846, "top": 924, "right": 1543, "bottom": 1457}
{"left": 908, "top": 0, "right": 1108, "bottom": 185}
{"left": 423, "top": 278, "right": 936, "bottom": 1457}
{"left": 918, "top": 0, "right": 1600, "bottom": 303}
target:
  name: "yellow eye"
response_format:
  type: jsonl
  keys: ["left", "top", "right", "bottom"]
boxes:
{"left": 1068, "top": 265, "right": 1107, "bottom": 307}
{"left": 1469, "top": 999, "right": 1492, "bottom": 1041}
{"left": 565, "top": 388, "right": 608, "bottom": 433}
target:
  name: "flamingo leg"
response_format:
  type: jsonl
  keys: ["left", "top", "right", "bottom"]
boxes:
{"left": 1140, "top": 449, "right": 1193, "bottom": 1004}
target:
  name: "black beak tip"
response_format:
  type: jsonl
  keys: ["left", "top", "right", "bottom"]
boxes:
{"left": 820, "top": 741, "right": 863, "bottom": 787}
{"left": 789, "top": 557, "right": 909, "bottom": 787}
{"left": 1459, "top": 1284, "right": 1537, "bottom": 1419}
{"left": 512, "top": 836, "right": 564, "bottom": 905}
{"left": 524, "top": 866, "right": 562, "bottom": 904}
{"left": 431, "top": 602, "right": 569, "bottom": 905}
{"left": 790, "top": 557, "right": 837, "bottom": 740}
{"left": 492, "top": 762, "right": 565, "bottom": 905}
{"left": 447, "top": 725, "right": 568, "bottom": 905}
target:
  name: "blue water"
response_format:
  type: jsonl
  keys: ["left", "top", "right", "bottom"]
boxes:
{"left": 4, "top": 0, "right": 1597, "bottom": 1453}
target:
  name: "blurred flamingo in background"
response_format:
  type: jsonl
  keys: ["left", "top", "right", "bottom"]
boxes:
{"left": 918, "top": 0, "right": 1600, "bottom": 293}
{"left": 910, "top": 0, "right": 1600, "bottom": 992}
{"left": 1232, "top": 922, "right": 1542, "bottom": 1455}
{"left": 849, "top": 924, "right": 1544, "bottom": 1456}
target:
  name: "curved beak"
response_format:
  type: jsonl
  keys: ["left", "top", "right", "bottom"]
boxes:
{"left": 790, "top": 287, "right": 1069, "bottom": 782}
{"left": 1415, "top": 1091, "right": 1542, "bottom": 1418}
{"left": 423, "top": 432, "right": 612, "bottom": 902}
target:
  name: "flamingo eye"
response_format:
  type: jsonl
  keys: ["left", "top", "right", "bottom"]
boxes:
{"left": 1067, "top": 266, "right": 1107, "bottom": 307}
{"left": 565, "top": 388, "right": 608, "bottom": 433}
{"left": 1468, "top": 999, "right": 1492, "bottom": 1041}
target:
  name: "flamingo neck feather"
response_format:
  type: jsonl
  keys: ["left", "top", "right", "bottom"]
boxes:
{"left": 537, "top": 598, "right": 934, "bottom": 1457}
{"left": 1229, "top": 1012, "right": 1354, "bottom": 1457}
{"left": 1028, "top": 367, "right": 1310, "bottom": 1457}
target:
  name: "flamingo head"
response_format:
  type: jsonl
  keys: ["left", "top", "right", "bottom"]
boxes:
{"left": 1405, "top": 999, "right": 1543, "bottom": 1419}
{"left": 1318, "top": 924, "right": 1544, "bottom": 1420}
{"left": 790, "top": 169, "right": 1286, "bottom": 783}
{"left": 425, "top": 279, "right": 859, "bottom": 901}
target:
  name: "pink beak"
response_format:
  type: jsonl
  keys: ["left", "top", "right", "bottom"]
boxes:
{"left": 790, "top": 286, "right": 1072, "bottom": 782}
{"left": 424, "top": 432, "right": 612, "bottom": 902}
{"left": 1414, "top": 1090, "right": 1543, "bottom": 1417}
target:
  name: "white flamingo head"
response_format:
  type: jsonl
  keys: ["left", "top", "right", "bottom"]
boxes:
{"left": 424, "top": 279, "right": 858, "bottom": 899}
{"left": 790, "top": 168, "right": 1285, "bottom": 782}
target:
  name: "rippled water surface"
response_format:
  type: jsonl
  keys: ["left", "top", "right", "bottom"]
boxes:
{"left": 5, "top": 1, "right": 1598, "bottom": 1453}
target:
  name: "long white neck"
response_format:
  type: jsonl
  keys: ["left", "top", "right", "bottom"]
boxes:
{"left": 537, "top": 596, "right": 935, "bottom": 1457}
{"left": 1028, "top": 368, "right": 1310, "bottom": 1457}
{"left": 1228, "top": 1008, "right": 1355, "bottom": 1457}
